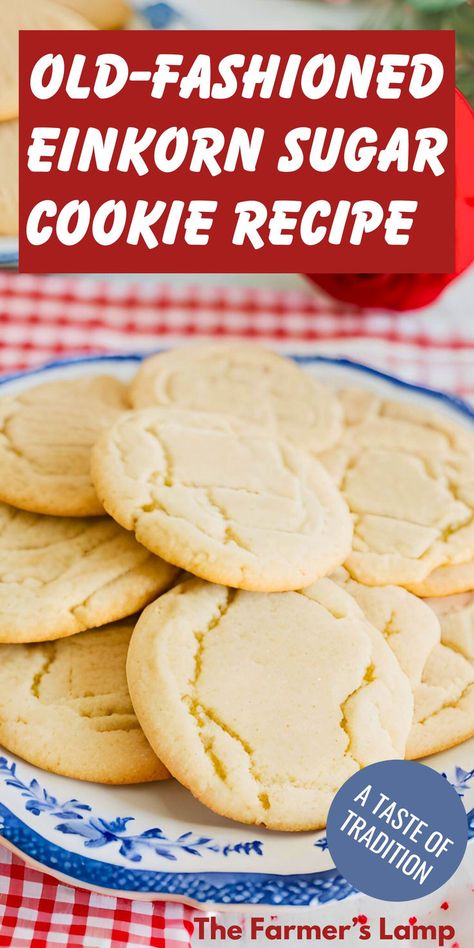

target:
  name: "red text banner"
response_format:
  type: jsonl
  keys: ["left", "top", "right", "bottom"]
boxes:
{"left": 19, "top": 30, "right": 455, "bottom": 273}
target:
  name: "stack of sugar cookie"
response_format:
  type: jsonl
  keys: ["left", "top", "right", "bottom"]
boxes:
{"left": 0, "top": 0, "right": 132, "bottom": 236}
{"left": 0, "top": 344, "right": 472, "bottom": 834}
{"left": 0, "top": 375, "right": 178, "bottom": 785}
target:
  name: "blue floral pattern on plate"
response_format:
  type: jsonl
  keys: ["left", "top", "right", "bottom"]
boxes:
{"left": 0, "top": 758, "right": 263, "bottom": 863}
{"left": 443, "top": 766, "right": 474, "bottom": 797}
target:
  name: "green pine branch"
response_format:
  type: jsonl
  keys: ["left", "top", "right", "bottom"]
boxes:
{"left": 361, "top": 0, "right": 474, "bottom": 102}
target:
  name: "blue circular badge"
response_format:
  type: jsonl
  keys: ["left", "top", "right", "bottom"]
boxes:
{"left": 326, "top": 760, "right": 468, "bottom": 901}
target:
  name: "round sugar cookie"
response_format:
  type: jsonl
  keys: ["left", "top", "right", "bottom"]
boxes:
{"left": 55, "top": 0, "right": 130, "bottom": 28}
{"left": 0, "top": 375, "right": 129, "bottom": 516}
{"left": 0, "top": 120, "right": 18, "bottom": 236}
{"left": 0, "top": 620, "right": 168, "bottom": 783}
{"left": 126, "top": 577, "right": 413, "bottom": 831}
{"left": 0, "top": 501, "right": 178, "bottom": 643}
{"left": 407, "top": 592, "right": 474, "bottom": 759}
{"left": 91, "top": 407, "right": 353, "bottom": 592}
{"left": 406, "top": 559, "right": 474, "bottom": 598}
{"left": 130, "top": 345, "right": 343, "bottom": 454}
{"left": 0, "top": 0, "right": 94, "bottom": 122}
{"left": 320, "top": 392, "right": 474, "bottom": 587}
{"left": 332, "top": 567, "right": 440, "bottom": 687}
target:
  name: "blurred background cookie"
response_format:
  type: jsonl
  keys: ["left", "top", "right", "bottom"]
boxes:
{"left": 0, "top": 0, "right": 133, "bottom": 237}
{"left": 91, "top": 406, "right": 353, "bottom": 591}
{"left": 0, "top": 0, "right": 94, "bottom": 123}
{"left": 131, "top": 345, "right": 343, "bottom": 454}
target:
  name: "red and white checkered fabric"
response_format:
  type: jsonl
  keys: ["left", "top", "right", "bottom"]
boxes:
{"left": 0, "top": 850, "right": 194, "bottom": 947}
{"left": 0, "top": 269, "right": 473, "bottom": 946}
{"left": 1, "top": 272, "right": 473, "bottom": 399}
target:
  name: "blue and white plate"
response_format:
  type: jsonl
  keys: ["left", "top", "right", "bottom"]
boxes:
{"left": 0, "top": 238, "right": 20, "bottom": 269}
{"left": 0, "top": 352, "right": 473, "bottom": 909}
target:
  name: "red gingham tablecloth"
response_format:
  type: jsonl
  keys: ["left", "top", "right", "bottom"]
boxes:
{"left": 0, "top": 270, "right": 473, "bottom": 947}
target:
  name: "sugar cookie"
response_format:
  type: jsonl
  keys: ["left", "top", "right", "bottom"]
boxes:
{"left": 337, "top": 387, "right": 474, "bottom": 452}
{"left": 0, "top": 375, "right": 129, "bottom": 516}
{"left": 0, "top": 620, "right": 168, "bottom": 783}
{"left": 407, "top": 592, "right": 474, "bottom": 758}
{"left": 0, "top": 502, "right": 178, "bottom": 643}
{"left": 406, "top": 560, "right": 474, "bottom": 598}
{"left": 130, "top": 345, "right": 342, "bottom": 454}
{"left": 91, "top": 407, "right": 353, "bottom": 592}
{"left": 127, "top": 577, "right": 413, "bottom": 831}
{"left": 332, "top": 568, "right": 440, "bottom": 687}
{"left": 321, "top": 392, "right": 474, "bottom": 587}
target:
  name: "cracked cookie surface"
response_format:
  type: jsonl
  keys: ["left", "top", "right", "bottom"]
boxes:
{"left": 332, "top": 567, "right": 440, "bottom": 687}
{"left": 407, "top": 591, "right": 474, "bottom": 758}
{"left": 126, "top": 577, "right": 413, "bottom": 831}
{"left": 0, "top": 620, "right": 168, "bottom": 783}
{"left": 0, "top": 501, "right": 178, "bottom": 643}
{"left": 320, "top": 389, "right": 474, "bottom": 587}
{"left": 91, "top": 407, "right": 352, "bottom": 591}
{"left": 406, "top": 559, "right": 474, "bottom": 597}
{"left": 0, "top": 375, "right": 129, "bottom": 516}
{"left": 58, "top": 0, "right": 130, "bottom": 29}
{"left": 130, "top": 344, "right": 342, "bottom": 455}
